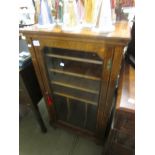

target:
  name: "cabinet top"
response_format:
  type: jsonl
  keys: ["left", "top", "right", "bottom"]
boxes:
{"left": 116, "top": 62, "right": 135, "bottom": 113}
{"left": 20, "top": 21, "right": 131, "bottom": 45}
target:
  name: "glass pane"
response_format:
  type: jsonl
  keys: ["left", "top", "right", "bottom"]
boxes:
{"left": 53, "top": 95, "right": 68, "bottom": 122}
{"left": 86, "top": 104, "right": 97, "bottom": 132}
{"left": 43, "top": 46, "right": 103, "bottom": 132}
{"left": 68, "top": 99, "right": 85, "bottom": 128}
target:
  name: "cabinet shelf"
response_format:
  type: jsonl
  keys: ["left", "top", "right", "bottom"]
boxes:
{"left": 45, "top": 47, "right": 102, "bottom": 62}
{"left": 52, "top": 85, "right": 99, "bottom": 105}
{"left": 46, "top": 53, "right": 103, "bottom": 65}
{"left": 51, "top": 81, "right": 99, "bottom": 94}
{"left": 50, "top": 68, "right": 100, "bottom": 81}
{"left": 50, "top": 73, "right": 100, "bottom": 92}
{"left": 53, "top": 92, "right": 98, "bottom": 106}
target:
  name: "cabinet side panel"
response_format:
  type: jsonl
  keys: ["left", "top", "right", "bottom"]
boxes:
{"left": 33, "top": 45, "right": 57, "bottom": 122}
{"left": 26, "top": 37, "right": 46, "bottom": 94}
{"left": 103, "top": 46, "right": 124, "bottom": 137}
{"left": 26, "top": 37, "right": 56, "bottom": 123}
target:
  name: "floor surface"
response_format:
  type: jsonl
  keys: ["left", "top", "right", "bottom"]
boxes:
{"left": 19, "top": 99, "right": 103, "bottom": 155}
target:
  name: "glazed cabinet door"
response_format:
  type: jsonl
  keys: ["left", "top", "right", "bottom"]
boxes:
{"left": 31, "top": 37, "right": 114, "bottom": 137}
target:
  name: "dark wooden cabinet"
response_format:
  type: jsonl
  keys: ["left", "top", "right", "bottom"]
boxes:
{"left": 103, "top": 62, "right": 135, "bottom": 154}
{"left": 20, "top": 21, "right": 130, "bottom": 141}
{"left": 19, "top": 62, "right": 47, "bottom": 133}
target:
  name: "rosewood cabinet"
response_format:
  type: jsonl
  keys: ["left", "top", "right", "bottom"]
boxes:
{"left": 20, "top": 22, "right": 130, "bottom": 141}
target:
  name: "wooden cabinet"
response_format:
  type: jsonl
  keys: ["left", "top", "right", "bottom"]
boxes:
{"left": 103, "top": 62, "right": 135, "bottom": 154}
{"left": 19, "top": 62, "right": 47, "bottom": 132}
{"left": 20, "top": 21, "right": 130, "bottom": 141}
